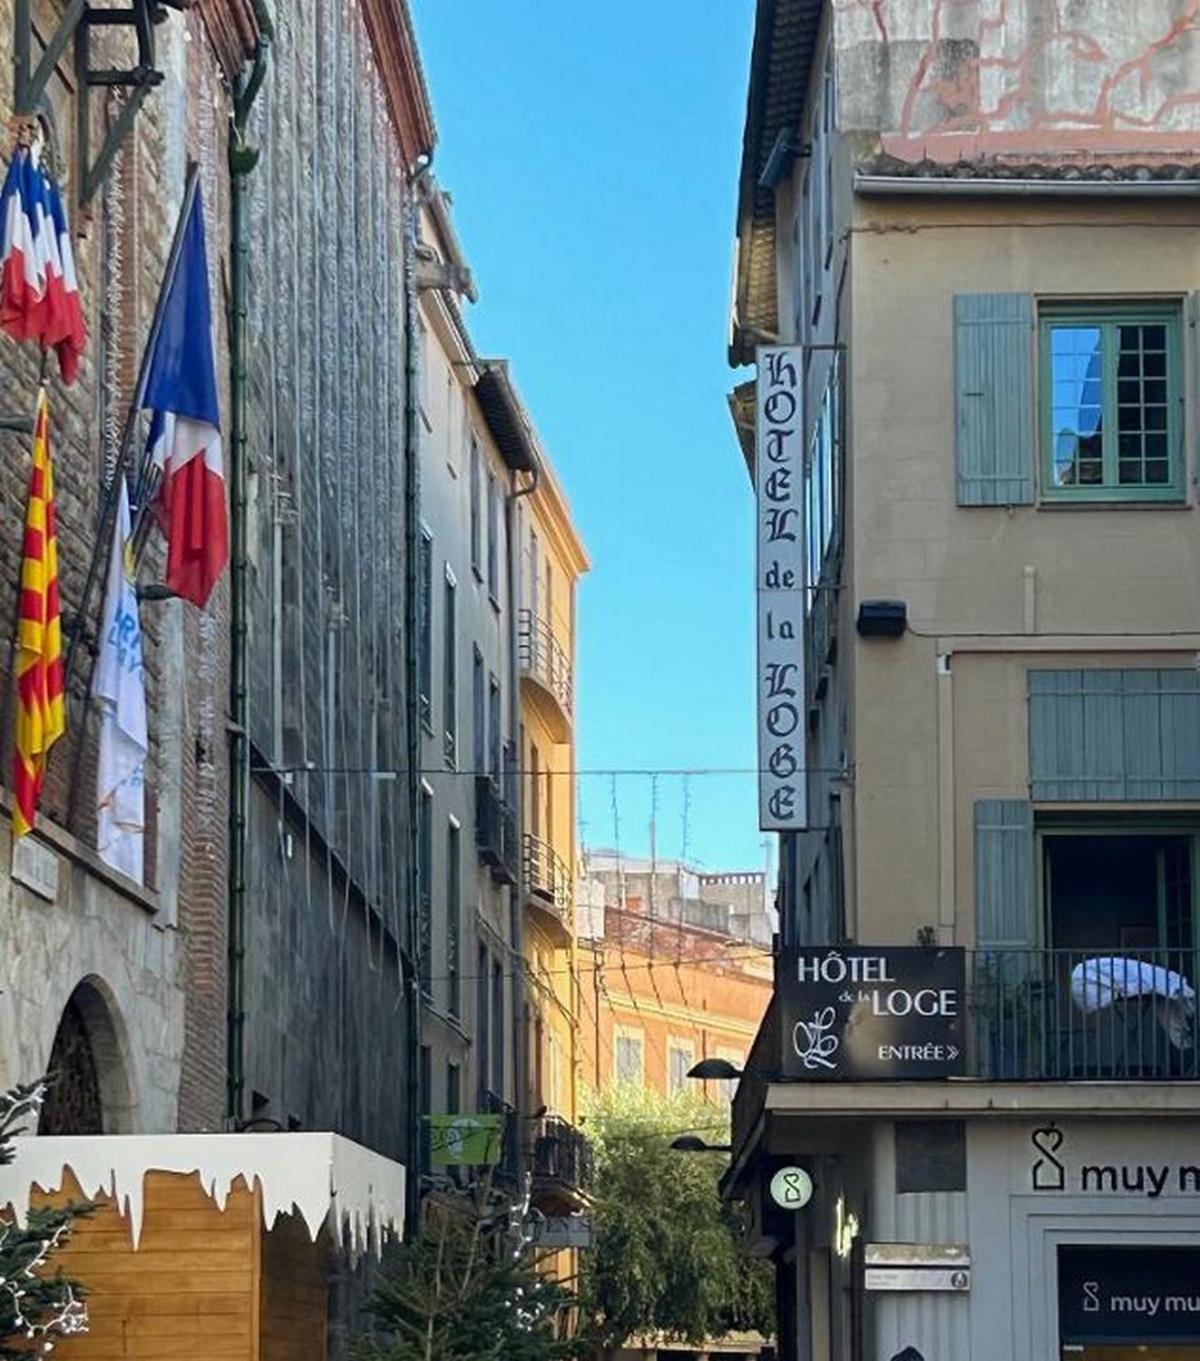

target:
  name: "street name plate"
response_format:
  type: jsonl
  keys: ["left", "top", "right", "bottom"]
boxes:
{"left": 11, "top": 836, "right": 58, "bottom": 902}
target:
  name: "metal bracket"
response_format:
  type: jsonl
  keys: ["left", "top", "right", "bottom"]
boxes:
{"left": 13, "top": 0, "right": 189, "bottom": 207}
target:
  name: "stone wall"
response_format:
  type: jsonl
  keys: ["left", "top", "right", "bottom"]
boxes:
{"left": 239, "top": 0, "right": 414, "bottom": 1156}
{"left": 836, "top": 0, "right": 1200, "bottom": 163}
{"left": 0, "top": 3, "right": 244, "bottom": 1134}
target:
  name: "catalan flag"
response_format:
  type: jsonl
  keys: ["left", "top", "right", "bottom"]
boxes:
{"left": 12, "top": 389, "right": 65, "bottom": 838}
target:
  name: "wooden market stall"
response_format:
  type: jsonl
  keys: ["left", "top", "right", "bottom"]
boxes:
{"left": 0, "top": 1132, "right": 406, "bottom": 1361}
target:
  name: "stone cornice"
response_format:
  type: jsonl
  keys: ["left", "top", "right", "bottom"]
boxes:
{"left": 361, "top": 0, "right": 437, "bottom": 170}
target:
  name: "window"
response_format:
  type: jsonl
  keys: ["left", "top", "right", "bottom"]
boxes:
{"left": 486, "top": 472, "right": 499, "bottom": 602}
{"left": 469, "top": 436, "right": 482, "bottom": 577}
{"left": 488, "top": 675, "right": 501, "bottom": 778}
{"left": 529, "top": 529, "right": 539, "bottom": 617}
{"left": 668, "top": 1040, "right": 695, "bottom": 1095}
{"left": 418, "top": 788, "right": 432, "bottom": 993}
{"left": 472, "top": 649, "right": 485, "bottom": 773}
{"left": 821, "top": 45, "right": 835, "bottom": 270}
{"left": 615, "top": 1030, "right": 644, "bottom": 1086}
{"left": 447, "top": 1061, "right": 461, "bottom": 1115}
{"left": 716, "top": 1048, "right": 744, "bottom": 1103}
{"left": 530, "top": 744, "right": 541, "bottom": 838}
{"left": 443, "top": 567, "right": 457, "bottom": 767}
{"left": 1040, "top": 305, "right": 1182, "bottom": 501}
{"left": 418, "top": 530, "right": 433, "bottom": 731}
{"left": 476, "top": 945, "right": 489, "bottom": 1106}
{"left": 447, "top": 822, "right": 461, "bottom": 1018}
{"left": 491, "top": 959, "right": 504, "bottom": 1098}
{"left": 805, "top": 355, "right": 842, "bottom": 611}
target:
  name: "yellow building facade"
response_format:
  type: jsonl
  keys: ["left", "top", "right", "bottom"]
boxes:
{"left": 517, "top": 461, "right": 589, "bottom": 1223}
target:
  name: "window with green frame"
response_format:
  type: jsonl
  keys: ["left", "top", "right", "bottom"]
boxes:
{"left": 1040, "top": 304, "right": 1183, "bottom": 501}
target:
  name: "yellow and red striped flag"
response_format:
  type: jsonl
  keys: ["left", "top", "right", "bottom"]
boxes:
{"left": 12, "top": 388, "right": 65, "bottom": 837}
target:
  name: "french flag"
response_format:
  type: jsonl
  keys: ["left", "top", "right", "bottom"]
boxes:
{"left": 0, "top": 144, "right": 86, "bottom": 383}
{"left": 142, "top": 183, "right": 226, "bottom": 608}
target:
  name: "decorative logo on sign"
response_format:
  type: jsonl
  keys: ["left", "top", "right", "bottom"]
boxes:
{"left": 1031, "top": 1124, "right": 1066, "bottom": 1192}
{"left": 793, "top": 1006, "right": 839, "bottom": 1071}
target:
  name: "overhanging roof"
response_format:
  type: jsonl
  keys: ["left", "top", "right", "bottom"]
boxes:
{"left": 730, "top": 0, "right": 823, "bottom": 367}
{"left": 474, "top": 362, "right": 538, "bottom": 474}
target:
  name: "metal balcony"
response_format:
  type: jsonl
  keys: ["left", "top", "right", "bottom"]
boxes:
{"left": 474, "top": 777, "right": 518, "bottom": 886}
{"left": 523, "top": 833, "right": 573, "bottom": 945}
{"left": 969, "top": 948, "right": 1200, "bottom": 1081}
{"left": 518, "top": 609, "right": 573, "bottom": 739}
{"left": 530, "top": 1116, "right": 593, "bottom": 1208}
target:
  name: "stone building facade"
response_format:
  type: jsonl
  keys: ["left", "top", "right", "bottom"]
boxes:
{"left": 237, "top": 0, "right": 431, "bottom": 1169}
{"left": 0, "top": 0, "right": 254, "bottom": 1138}
{"left": 726, "top": 2, "right": 1200, "bottom": 1359}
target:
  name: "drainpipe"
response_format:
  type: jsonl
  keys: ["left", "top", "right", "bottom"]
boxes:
{"left": 507, "top": 462, "right": 539, "bottom": 1152}
{"left": 403, "top": 154, "right": 431, "bottom": 1229}
{"left": 226, "top": 1, "right": 273, "bottom": 1129}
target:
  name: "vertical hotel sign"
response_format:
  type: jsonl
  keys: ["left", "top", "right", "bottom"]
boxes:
{"left": 756, "top": 346, "right": 806, "bottom": 831}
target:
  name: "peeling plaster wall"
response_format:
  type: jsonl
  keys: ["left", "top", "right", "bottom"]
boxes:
{"left": 835, "top": 0, "right": 1200, "bottom": 162}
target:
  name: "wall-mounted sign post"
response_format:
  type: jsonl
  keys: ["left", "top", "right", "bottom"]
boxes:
{"left": 779, "top": 947, "right": 967, "bottom": 1080}
{"left": 755, "top": 345, "right": 806, "bottom": 831}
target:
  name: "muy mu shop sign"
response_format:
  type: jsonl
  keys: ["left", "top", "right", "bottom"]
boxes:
{"left": 779, "top": 948, "right": 967, "bottom": 1080}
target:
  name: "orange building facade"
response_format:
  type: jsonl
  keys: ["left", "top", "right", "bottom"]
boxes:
{"left": 577, "top": 855, "right": 774, "bottom": 1104}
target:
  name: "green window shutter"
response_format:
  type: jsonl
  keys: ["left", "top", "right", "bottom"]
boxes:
{"left": 973, "top": 799, "right": 1035, "bottom": 948}
{"left": 954, "top": 294, "right": 1035, "bottom": 505}
{"left": 1030, "top": 668, "right": 1200, "bottom": 801}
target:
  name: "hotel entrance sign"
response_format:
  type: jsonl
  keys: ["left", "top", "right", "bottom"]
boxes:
{"left": 779, "top": 947, "right": 967, "bottom": 1080}
{"left": 755, "top": 345, "right": 806, "bottom": 831}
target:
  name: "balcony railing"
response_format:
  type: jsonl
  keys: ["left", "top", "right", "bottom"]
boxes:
{"left": 524, "top": 833, "right": 573, "bottom": 932}
{"left": 519, "top": 609, "right": 573, "bottom": 728}
{"left": 531, "top": 1116, "right": 594, "bottom": 1194}
{"left": 969, "top": 948, "right": 1200, "bottom": 1081}
{"left": 475, "top": 777, "right": 518, "bottom": 885}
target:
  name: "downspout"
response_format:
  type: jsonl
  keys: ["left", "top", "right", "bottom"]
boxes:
{"left": 403, "top": 153, "right": 431, "bottom": 1230}
{"left": 507, "top": 462, "right": 539, "bottom": 1151}
{"left": 227, "top": 2, "right": 273, "bottom": 1129}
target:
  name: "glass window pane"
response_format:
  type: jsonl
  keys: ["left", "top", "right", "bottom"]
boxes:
{"left": 1146, "top": 459, "right": 1170, "bottom": 484}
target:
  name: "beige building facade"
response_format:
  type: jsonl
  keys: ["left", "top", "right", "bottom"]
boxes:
{"left": 727, "top": 3, "right": 1200, "bottom": 1360}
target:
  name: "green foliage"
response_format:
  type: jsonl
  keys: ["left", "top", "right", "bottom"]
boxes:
{"left": 0, "top": 1082, "right": 88, "bottom": 1358}
{"left": 579, "top": 1085, "right": 773, "bottom": 1352}
{"left": 352, "top": 1199, "right": 584, "bottom": 1361}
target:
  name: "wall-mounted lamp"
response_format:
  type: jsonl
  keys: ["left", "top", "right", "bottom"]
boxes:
{"left": 686, "top": 1057, "right": 742, "bottom": 1082}
{"left": 856, "top": 600, "right": 908, "bottom": 639}
{"left": 669, "top": 1135, "right": 732, "bottom": 1154}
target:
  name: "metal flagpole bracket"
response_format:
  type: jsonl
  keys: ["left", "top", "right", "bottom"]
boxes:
{"left": 12, "top": 0, "right": 191, "bottom": 207}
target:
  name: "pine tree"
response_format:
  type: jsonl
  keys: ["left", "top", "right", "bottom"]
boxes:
{"left": 0, "top": 1082, "right": 88, "bottom": 1358}
{"left": 352, "top": 1196, "right": 584, "bottom": 1361}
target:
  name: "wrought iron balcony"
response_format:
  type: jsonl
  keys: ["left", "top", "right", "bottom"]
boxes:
{"left": 531, "top": 1116, "right": 594, "bottom": 1200}
{"left": 519, "top": 609, "right": 573, "bottom": 737}
{"left": 474, "top": 777, "right": 518, "bottom": 886}
{"left": 524, "top": 833, "right": 573, "bottom": 944}
{"left": 969, "top": 948, "right": 1200, "bottom": 1082}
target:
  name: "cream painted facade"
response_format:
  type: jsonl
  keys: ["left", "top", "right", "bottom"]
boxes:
{"left": 415, "top": 180, "right": 521, "bottom": 1128}
{"left": 727, "top": 3, "right": 1200, "bottom": 1360}
{"left": 518, "top": 455, "right": 588, "bottom": 1128}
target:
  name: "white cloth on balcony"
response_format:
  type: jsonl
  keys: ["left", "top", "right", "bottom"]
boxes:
{"left": 1070, "top": 956, "right": 1196, "bottom": 1050}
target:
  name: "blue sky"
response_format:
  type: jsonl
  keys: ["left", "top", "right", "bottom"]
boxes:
{"left": 411, "top": 3, "right": 766, "bottom": 875}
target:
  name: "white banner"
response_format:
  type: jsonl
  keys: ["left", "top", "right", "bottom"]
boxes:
{"left": 756, "top": 346, "right": 806, "bottom": 831}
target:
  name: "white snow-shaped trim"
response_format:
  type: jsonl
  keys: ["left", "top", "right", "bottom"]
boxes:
{"left": 0, "top": 1132, "right": 406, "bottom": 1254}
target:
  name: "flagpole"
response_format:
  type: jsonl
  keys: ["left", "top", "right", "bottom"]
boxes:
{"left": 61, "top": 162, "right": 201, "bottom": 703}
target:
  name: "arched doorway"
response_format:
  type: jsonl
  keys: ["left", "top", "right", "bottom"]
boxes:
{"left": 38, "top": 979, "right": 133, "bottom": 1134}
